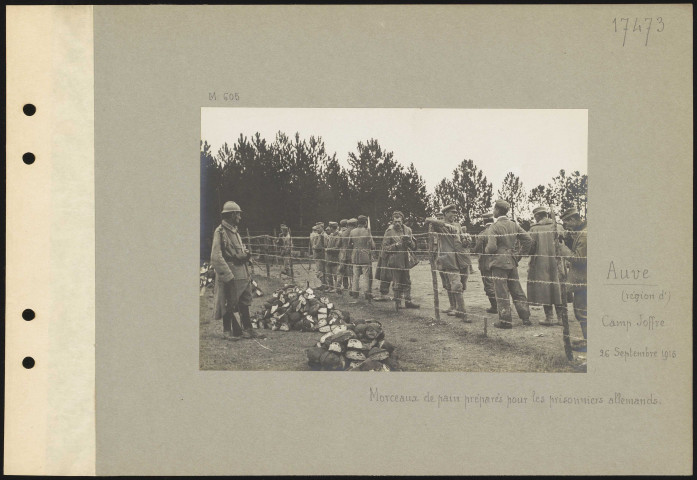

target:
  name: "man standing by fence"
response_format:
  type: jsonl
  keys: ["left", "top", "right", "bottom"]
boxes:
{"left": 309, "top": 225, "right": 318, "bottom": 269}
{"left": 325, "top": 221, "right": 341, "bottom": 292}
{"left": 474, "top": 212, "right": 497, "bottom": 314}
{"left": 338, "top": 218, "right": 353, "bottom": 293}
{"left": 210, "top": 201, "right": 261, "bottom": 340}
{"left": 527, "top": 206, "right": 564, "bottom": 326}
{"left": 426, "top": 204, "right": 469, "bottom": 321}
{"left": 377, "top": 210, "right": 421, "bottom": 309}
{"left": 336, "top": 218, "right": 353, "bottom": 295}
{"left": 433, "top": 211, "right": 454, "bottom": 313}
{"left": 485, "top": 199, "right": 532, "bottom": 329}
{"left": 311, "top": 222, "right": 327, "bottom": 290}
{"left": 277, "top": 223, "right": 293, "bottom": 276}
{"left": 349, "top": 215, "right": 375, "bottom": 300}
{"left": 558, "top": 207, "right": 587, "bottom": 352}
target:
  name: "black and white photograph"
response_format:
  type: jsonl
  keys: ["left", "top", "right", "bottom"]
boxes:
{"left": 200, "top": 108, "right": 588, "bottom": 372}
{"left": 6, "top": 4, "right": 692, "bottom": 476}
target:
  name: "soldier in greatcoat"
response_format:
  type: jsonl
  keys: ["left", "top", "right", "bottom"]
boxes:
{"left": 324, "top": 221, "right": 341, "bottom": 292}
{"left": 337, "top": 218, "right": 353, "bottom": 293}
{"left": 485, "top": 200, "right": 533, "bottom": 329}
{"left": 277, "top": 223, "right": 293, "bottom": 276}
{"left": 377, "top": 210, "right": 420, "bottom": 309}
{"left": 210, "top": 201, "right": 262, "bottom": 340}
{"left": 527, "top": 206, "right": 564, "bottom": 326}
{"left": 349, "top": 215, "right": 375, "bottom": 300}
{"left": 473, "top": 212, "right": 497, "bottom": 313}
{"left": 558, "top": 207, "right": 587, "bottom": 352}
{"left": 425, "top": 204, "right": 470, "bottom": 321}
{"left": 310, "top": 222, "right": 327, "bottom": 290}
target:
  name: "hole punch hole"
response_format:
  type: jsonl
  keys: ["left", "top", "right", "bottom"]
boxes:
{"left": 22, "top": 309, "right": 35, "bottom": 321}
{"left": 23, "top": 104, "right": 37, "bottom": 116}
{"left": 23, "top": 153, "right": 35, "bottom": 165}
{"left": 23, "top": 357, "right": 35, "bottom": 369}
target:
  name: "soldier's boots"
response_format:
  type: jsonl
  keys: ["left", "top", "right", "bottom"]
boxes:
{"left": 364, "top": 292, "right": 373, "bottom": 301}
{"left": 222, "top": 313, "right": 232, "bottom": 335}
{"left": 444, "top": 293, "right": 456, "bottom": 314}
{"left": 494, "top": 320, "right": 513, "bottom": 329}
{"left": 539, "top": 305, "right": 556, "bottom": 326}
{"left": 223, "top": 329, "right": 239, "bottom": 341}
{"left": 404, "top": 300, "right": 420, "bottom": 309}
{"left": 486, "top": 297, "right": 498, "bottom": 314}
{"left": 224, "top": 313, "right": 244, "bottom": 340}
{"left": 349, "top": 291, "right": 359, "bottom": 298}
{"left": 238, "top": 305, "right": 265, "bottom": 339}
{"left": 394, "top": 298, "right": 402, "bottom": 311}
{"left": 455, "top": 295, "right": 470, "bottom": 323}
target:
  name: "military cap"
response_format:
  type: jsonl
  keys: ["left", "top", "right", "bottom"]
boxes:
{"left": 481, "top": 213, "right": 494, "bottom": 220}
{"left": 441, "top": 203, "right": 457, "bottom": 214}
{"left": 494, "top": 199, "right": 510, "bottom": 210}
{"left": 328, "top": 221, "right": 339, "bottom": 227}
{"left": 532, "top": 206, "right": 549, "bottom": 215}
{"left": 357, "top": 215, "right": 368, "bottom": 222}
{"left": 348, "top": 218, "right": 358, "bottom": 225}
{"left": 560, "top": 207, "right": 579, "bottom": 220}
{"left": 435, "top": 211, "right": 445, "bottom": 218}
{"left": 339, "top": 219, "right": 348, "bottom": 226}
{"left": 392, "top": 210, "right": 404, "bottom": 219}
{"left": 280, "top": 223, "right": 288, "bottom": 228}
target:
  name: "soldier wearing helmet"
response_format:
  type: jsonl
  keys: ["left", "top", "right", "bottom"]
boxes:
{"left": 210, "top": 201, "right": 262, "bottom": 341}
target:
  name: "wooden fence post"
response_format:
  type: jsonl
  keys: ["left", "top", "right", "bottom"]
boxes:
{"left": 287, "top": 229, "right": 294, "bottom": 281}
{"left": 273, "top": 228, "right": 278, "bottom": 267}
{"left": 264, "top": 235, "right": 270, "bottom": 278}
{"left": 550, "top": 205, "right": 574, "bottom": 361}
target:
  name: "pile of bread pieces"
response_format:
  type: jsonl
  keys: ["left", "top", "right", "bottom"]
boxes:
{"left": 252, "top": 284, "right": 401, "bottom": 371}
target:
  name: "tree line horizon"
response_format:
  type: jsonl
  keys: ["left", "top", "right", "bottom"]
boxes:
{"left": 201, "top": 131, "right": 587, "bottom": 258}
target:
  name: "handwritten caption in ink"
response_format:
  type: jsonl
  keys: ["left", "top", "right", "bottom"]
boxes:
{"left": 368, "top": 388, "right": 661, "bottom": 408}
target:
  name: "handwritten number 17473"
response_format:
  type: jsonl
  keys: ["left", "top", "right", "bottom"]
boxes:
{"left": 613, "top": 17, "right": 664, "bottom": 47}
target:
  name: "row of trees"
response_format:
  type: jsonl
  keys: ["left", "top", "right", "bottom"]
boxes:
{"left": 201, "top": 132, "right": 587, "bottom": 258}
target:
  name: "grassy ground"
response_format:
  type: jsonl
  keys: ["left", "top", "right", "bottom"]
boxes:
{"left": 200, "top": 258, "right": 585, "bottom": 372}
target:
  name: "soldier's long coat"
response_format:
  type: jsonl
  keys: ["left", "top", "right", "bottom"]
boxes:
{"left": 378, "top": 224, "right": 416, "bottom": 282}
{"left": 560, "top": 221, "right": 587, "bottom": 292}
{"left": 431, "top": 221, "right": 471, "bottom": 272}
{"left": 526, "top": 217, "right": 562, "bottom": 305}
{"left": 348, "top": 226, "right": 375, "bottom": 265}
{"left": 210, "top": 221, "right": 251, "bottom": 321}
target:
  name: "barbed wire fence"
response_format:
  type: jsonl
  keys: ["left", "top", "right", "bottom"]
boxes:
{"left": 200, "top": 230, "right": 587, "bottom": 350}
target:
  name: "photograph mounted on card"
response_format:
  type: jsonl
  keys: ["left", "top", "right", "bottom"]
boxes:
{"left": 199, "top": 108, "right": 588, "bottom": 372}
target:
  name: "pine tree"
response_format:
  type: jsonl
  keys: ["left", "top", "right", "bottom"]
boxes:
{"left": 433, "top": 159, "right": 493, "bottom": 228}
{"left": 497, "top": 172, "right": 526, "bottom": 221}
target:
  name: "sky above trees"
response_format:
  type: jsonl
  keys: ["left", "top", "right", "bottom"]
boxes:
{"left": 201, "top": 108, "right": 587, "bottom": 191}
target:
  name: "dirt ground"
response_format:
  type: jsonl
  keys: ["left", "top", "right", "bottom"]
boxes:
{"left": 199, "top": 258, "right": 586, "bottom": 372}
